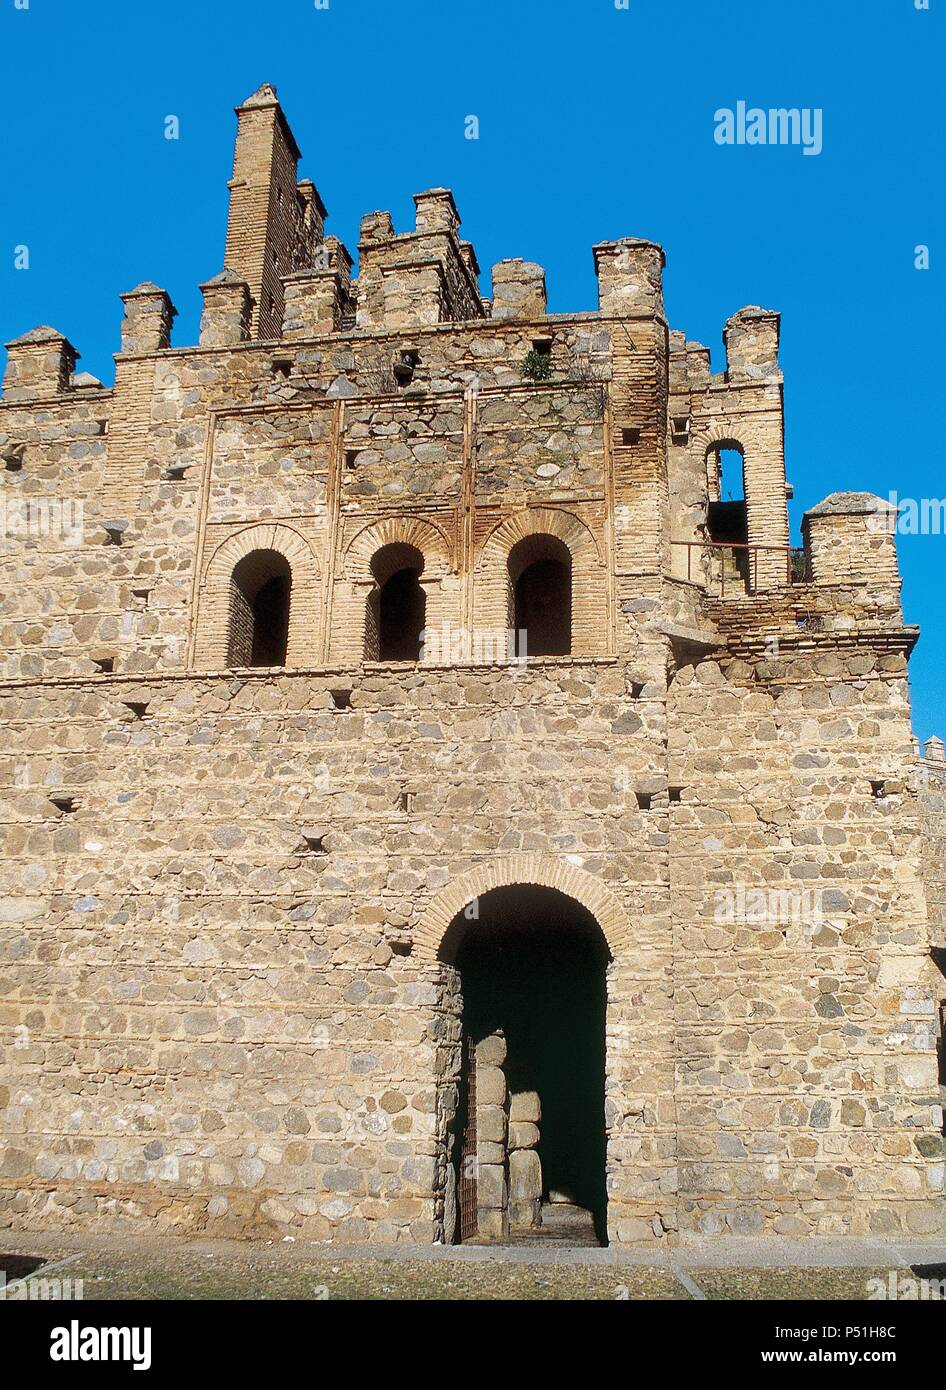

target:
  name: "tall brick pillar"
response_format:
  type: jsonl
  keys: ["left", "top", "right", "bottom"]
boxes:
{"left": 594, "top": 238, "right": 670, "bottom": 585}
{"left": 723, "top": 307, "right": 790, "bottom": 590}
{"left": 223, "top": 83, "right": 326, "bottom": 340}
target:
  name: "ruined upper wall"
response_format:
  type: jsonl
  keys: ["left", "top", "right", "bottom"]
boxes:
{"left": 0, "top": 83, "right": 912, "bottom": 685}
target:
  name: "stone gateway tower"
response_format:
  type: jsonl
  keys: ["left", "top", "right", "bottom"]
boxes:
{"left": 1, "top": 85, "right": 943, "bottom": 1246}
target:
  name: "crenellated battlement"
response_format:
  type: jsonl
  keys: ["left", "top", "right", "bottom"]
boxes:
{"left": 0, "top": 83, "right": 909, "bottom": 670}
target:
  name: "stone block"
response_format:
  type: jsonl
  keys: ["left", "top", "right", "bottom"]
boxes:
{"left": 508, "top": 1121, "right": 539, "bottom": 1151}
{"left": 509, "top": 1200, "right": 542, "bottom": 1229}
{"left": 476, "top": 1066, "right": 507, "bottom": 1108}
{"left": 476, "top": 1107, "right": 507, "bottom": 1144}
{"left": 475, "top": 1033, "right": 507, "bottom": 1066}
{"left": 509, "top": 1148, "right": 542, "bottom": 1204}
{"left": 476, "top": 1163, "right": 507, "bottom": 1211}
{"left": 476, "top": 1208, "right": 508, "bottom": 1242}
{"left": 509, "top": 1091, "right": 541, "bottom": 1124}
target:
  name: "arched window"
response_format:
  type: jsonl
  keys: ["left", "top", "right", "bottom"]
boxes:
{"left": 707, "top": 441, "right": 748, "bottom": 547}
{"left": 508, "top": 533, "right": 572, "bottom": 657}
{"left": 365, "top": 543, "right": 426, "bottom": 661}
{"left": 227, "top": 549, "right": 292, "bottom": 667}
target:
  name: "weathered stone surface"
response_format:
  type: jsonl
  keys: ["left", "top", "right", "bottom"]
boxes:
{"left": 509, "top": 1092, "right": 541, "bottom": 1124}
{"left": 0, "top": 82, "right": 942, "bottom": 1254}
{"left": 509, "top": 1149, "right": 542, "bottom": 1203}
{"left": 476, "top": 1108, "right": 507, "bottom": 1145}
{"left": 508, "top": 1122, "right": 540, "bottom": 1151}
{"left": 476, "top": 1164, "right": 507, "bottom": 1211}
{"left": 476, "top": 1068, "right": 507, "bottom": 1108}
{"left": 476, "top": 1208, "right": 508, "bottom": 1242}
{"left": 475, "top": 1033, "right": 507, "bottom": 1066}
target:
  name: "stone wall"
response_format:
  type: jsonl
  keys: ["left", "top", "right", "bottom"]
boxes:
{"left": 0, "top": 82, "right": 942, "bottom": 1246}
{"left": 918, "top": 740, "right": 946, "bottom": 1147}
{"left": 670, "top": 642, "right": 942, "bottom": 1238}
{"left": 919, "top": 740, "right": 946, "bottom": 953}
{"left": 0, "top": 660, "right": 668, "bottom": 1242}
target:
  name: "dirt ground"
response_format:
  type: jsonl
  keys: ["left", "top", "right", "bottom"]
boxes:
{"left": 2, "top": 1232, "right": 944, "bottom": 1301}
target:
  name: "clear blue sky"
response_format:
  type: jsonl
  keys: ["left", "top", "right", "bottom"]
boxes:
{"left": 1, "top": 0, "right": 942, "bottom": 740}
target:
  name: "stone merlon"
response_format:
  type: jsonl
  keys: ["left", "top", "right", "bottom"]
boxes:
{"left": 119, "top": 283, "right": 177, "bottom": 355}
{"left": 593, "top": 238, "right": 666, "bottom": 317}
{"left": 2, "top": 324, "right": 79, "bottom": 401}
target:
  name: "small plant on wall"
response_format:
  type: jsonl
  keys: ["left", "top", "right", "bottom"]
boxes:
{"left": 520, "top": 347, "right": 553, "bottom": 382}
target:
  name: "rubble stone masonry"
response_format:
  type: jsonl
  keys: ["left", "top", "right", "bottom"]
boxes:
{"left": 0, "top": 85, "right": 942, "bottom": 1245}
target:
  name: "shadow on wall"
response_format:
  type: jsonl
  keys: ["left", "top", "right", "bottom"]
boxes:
{"left": 365, "top": 542, "right": 426, "bottom": 661}
{"left": 507, "top": 533, "right": 572, "bottom": 657}
{"left": 227, "top": 549, "right": 292, "bottom": 667}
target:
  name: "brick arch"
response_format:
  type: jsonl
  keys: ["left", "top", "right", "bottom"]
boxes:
{"left": 413, "top": 854, "right": 631, "bottom": 963}
{"left": 693, "top": 423, "right": 746, "bottom": 452}
{"left": 343, "top": 516, "right": 452, "bottom": 581}
{"left": 196, "top": 522, "right": 322, "bottom": 668}
{"left": 478, "top": 507, "right": 603, "bottom": 569}
{"left": 332, "top": 516, "right": 457, "bottom": 663}
{"left": 474, "top": 507, "right": 607, "bottom": 657}
{"left": 694, "top": 430, "right": 745, "bottom": 498}
{"left": 700, "top": 433, "right": 745, "bottom": 460}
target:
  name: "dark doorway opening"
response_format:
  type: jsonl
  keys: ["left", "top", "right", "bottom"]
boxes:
{"left": 443, "top": 884, "right": 609, "bottom": 1245}
{"left": 508, "top": 535, "right": 572, "bottom": 657}
{"left": 228, "top": 550, "right": 292, "bottom": 667}
{"left": 366, "top": 543, "right": 426, "bottom": 661}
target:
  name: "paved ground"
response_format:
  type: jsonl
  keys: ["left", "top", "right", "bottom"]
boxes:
{"left": 2, "top": 1230, "right": 945, "bottom": 1301}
